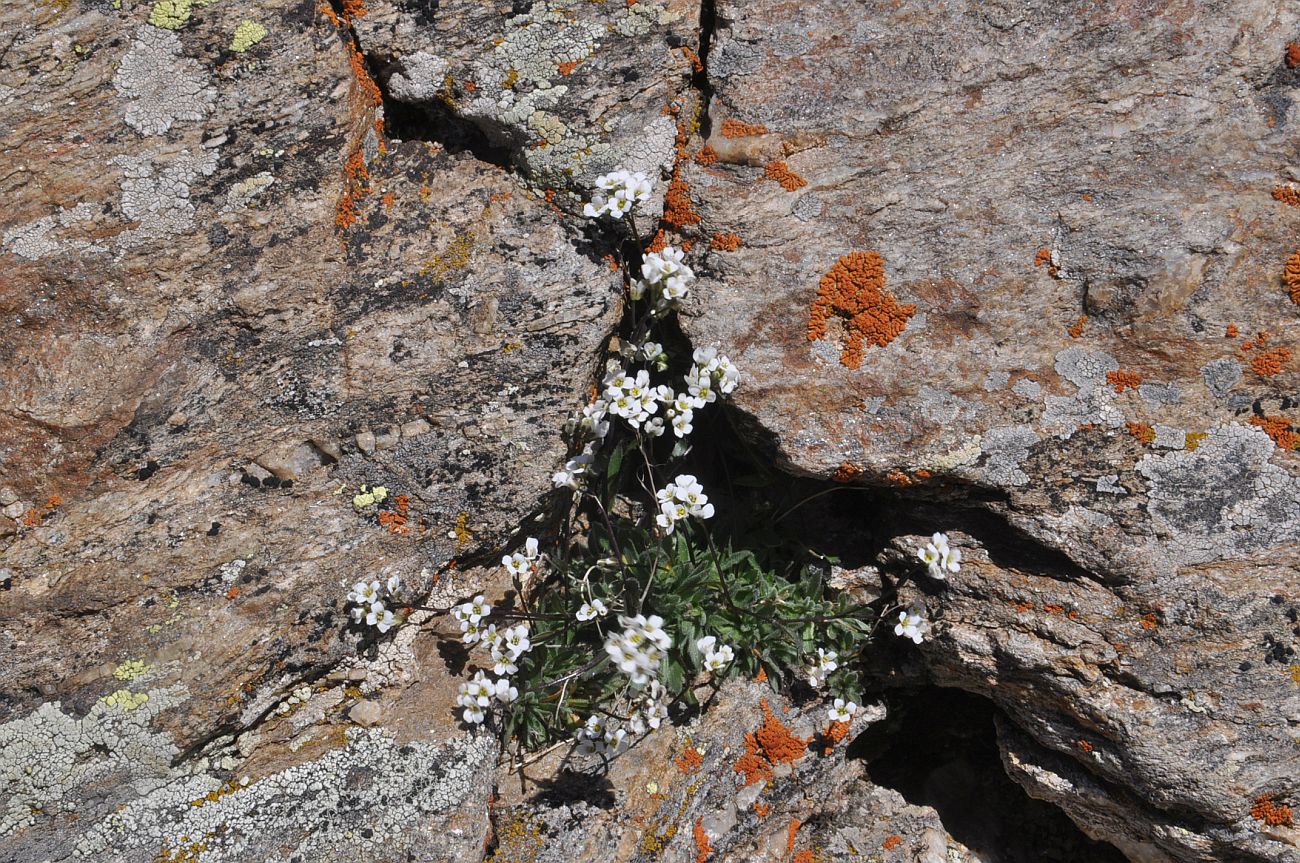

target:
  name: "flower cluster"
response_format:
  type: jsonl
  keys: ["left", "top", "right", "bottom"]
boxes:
{"left": 894, "top": 603, "right": 930, "bottom": 644}
{"left": 631, "top": 246, "right": 695, "bottom": 314}
{"left": 806, "top": 647, "right": 838, "bottom": 687}
{"left": 685, "top": 346, "right": 740, "bottom": 402}
{"left": 655, "top": 474, "right": 714, "bottom": 534}
{"left": 695, "top": 635, "right": 734, "bottom": 672}
{"left": 604, "top": 613, "right": 672, "bottom": 686}
{"left": 575, "top": 713, "right": 628, "bottom": 757}
{"left": 583, "top": 169, "right": 652, "bottom": 220}
{"left": 452, "top": 594, "right": 493, "bottom": 644}
{"left": 456, "top": 670, "right": 518, "bottom": 725}
{"left": 346, "top": 574, "right": 403, "bottom": 633}
{"left": 917, "top": 532, "right": 961, "bottom": 579}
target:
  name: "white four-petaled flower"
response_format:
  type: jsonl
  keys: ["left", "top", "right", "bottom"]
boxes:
{"left": 894, "top": 603, "right": 930, "bottom": 644}
{"left": 828, "top": 698, "right": 858, "bottom": 723}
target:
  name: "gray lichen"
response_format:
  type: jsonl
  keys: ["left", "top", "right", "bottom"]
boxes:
{"left": 0, "top": 687, "right": 186, "bottom": 837}
{"left": 1136, "top": 424, "right": 1300, "bottom": 564}
{"left": 72, "top": 729, "right": 495, "bottom": 861}
{"left": 2, "top": 203, "right": 103, "bottom": 260}
{"left": 980, "top": 425, "right": 1040, "bottom": 486}
{"left": 1053, "top": 346, "right": 1119, "bottom": 391}
{"left": 112, "top": 26, "right": 216, "bottom": 136}
{"left": 112, "top": 150, "right": 218, "bottom": 250}
{"left": 1200, "top": 358, "right": 1241, "bottom": 399}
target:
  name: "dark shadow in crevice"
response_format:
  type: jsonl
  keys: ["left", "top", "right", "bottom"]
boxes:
{"left": 374, "top": 75, "right": 515, "bottom": 169}
{"left": 528, "top": 770, "right": 616, "bottom": 810}
{"left": 850, "top": 687, "right": 1128, "bottom": 863}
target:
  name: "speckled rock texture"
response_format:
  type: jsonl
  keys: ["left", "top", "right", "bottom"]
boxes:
{"left": 3, "top": 0, "right": 1299, "bottom": 861}
{"left": 676, "top": 0, "right": 1300, "bottom": 861}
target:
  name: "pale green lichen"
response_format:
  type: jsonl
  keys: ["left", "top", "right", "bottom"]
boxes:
{"left": 148, "top": 0, "right": 194, "bottom": 29}
{"left": 229, "top": 20, "right": 266, "bottom": 53}
{"left": 100, "top": 689, "right": 150, "bottom": 711}
{"left": 352, "top": 485, "right": 388, "bottom": 509}
{"left": 113, "top": 659, "right": 152, "bottom": 681}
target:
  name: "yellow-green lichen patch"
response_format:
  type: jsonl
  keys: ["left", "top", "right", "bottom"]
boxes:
{"left": 148, "top": 0, "right": 194, "bottom": 29}
{"left": 352, "top": 484, "right": 388, "bottom": 509}
{"left": 100, "top": 689, "right": 150, "bottom": 711}
{"left": 229, "top": 20, "right": 266, "bottom": 52}
{"left": 113, "top": 659, "right": 152, "bottom": 681}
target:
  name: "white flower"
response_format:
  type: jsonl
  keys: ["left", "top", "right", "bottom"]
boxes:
{"left": 385, "top": 574, "right": 402, "bottom": 596}
{"left": 503, "top": 624, "right": 532, "bottom": 658}
{"left": 806, "top": 648, "right": 838, "bottom": 688}
{"left": 374, "top": 607, "right": 396, "bottom": 633}
{"left": 696, "top": 635, "right": 717, "bottom": 655}
{"left": 641, "top": 341, "right": 665, "bottom": 363}
{"left": 348, "top": 580, "right": 382, "bottom": 606}
{"left": 493, "top": 678, "right": 518, "bottom": 704}
{"left": 365, "top": 601, "right": 386, "bottom": 627}
{"left": 350, "top": 605, "right": 364, "bottom": 624}
{"left": 524, "top": 537, "right": 540, "bottom": 560}
{"left": 918, "top": 532, "right": 960, "bottom": 579}
{"left": 894, "top": 604, "right": 930, "bottom": 644}
{"left": 553, "top": 448, "right": 595, "bottom": 489}
{"left": 670, "top": 410, "right": 694, "bottom": 438}
{"left": 577, "top": 598, "right": 609, "bottom": 621}
{"left": 828, "top": 698, "right": 858, "bottom": 723}
{"left": 453, "top": 595, "right": 492, "bottom": 625}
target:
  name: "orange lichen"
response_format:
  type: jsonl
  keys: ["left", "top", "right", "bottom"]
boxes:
{"left": 1044, "top": 603, "right": 1064, "bottom": 614}
{"left": 1067, "top": 314, "right": 1088, "bottom": 339}
{"left": 807, "top": 251, "right": 916, "bottom": 368}
{"left": 822, "top": 720, "right": 850, "bottom": 754}
{"left": 1139, "top": 613, "right": 1158, "bottom": 631}
{"left": 1077, "top": 739, "right": 1094, "bottom": 754}
{"left": 1285, "top": 250, "right": 1300, "bottom": 305}
{"left": 335, "top": 150, "right": 370, "bottom": 233}
{"left": 1106, "top": 369, "right": 1143, "bottom": 393}
{"left": 754, "top": 801, "right": 771, "bottom": 818}
{"left": 734, "top": 699, "right": 809, "bottom": 787}
{"left": 885, "top": 469, "right": 913, "bottom": 486}
{"left": 663, "top": 171, "right": 701, "bottom": 230}
{"left": 681, "top": 46, "right": 703, "bottom": 73}
{"left": 675, "top": 746, "right": 703, "bottom": 774}
{"left": 694, "top": 144, "right": 718, "bottom": 166}
{"left": 1012, "top": 601, "right": 1033, "bottom": 614}
{"left": 1034, "top": 247, "right": 1052, "bottom": 267}
{"left": 882, "top": 835, "right": 903, "bottom": 850}
{"left": 1248, "top": 415, "right": 1300, "bottom": 450}
{"left": 340, "top": 0, "right": 366, "bottom": 18}
{"left": 1251, "top": 347, "right": 1291, "bottom": 376}
{"left": 1185, "top": 431, "right": 1207, "bottom": 450}
{"left": 1287, "top": 43, "right": 1300, "bottom": 69}
{"left": 709, "top": 232, "right": 742, "bottom": 252}
{"left": 1226, "top": 324, "right": 1239, "bottom": 338}
{"left": 1273, "top": 186, "right": 1300, "bottom": 207}
{"left": 1126, "top": 422, "right": 1156, "bottom": 445}
{"left": 378, "top": 494, "right": 412, "bottom": 535}
{"left": 786, "top": 818, "right": 801, "bottom": 854}
{"left": 792, "top": 851, "right": 815, "bottom": 863}
{"left": 754, "top": 667, "right": 768, "bottom": 683}
{"left": 381, "top": 192, "right": 395, "bottom": 209}
{"left": 226, "top": 586, "right": 241, "bottom": 600}
{"left": 318, "top": 1, "right": 340, "bottom": 26}
{"left": 721, "top": 119, "right": 768, "bottom": 138}
{"left": 833, "top": 462, "right": 863, "bottom": 483}
{"left": 556, "top": 60, "right": 580, "bottom": 76}
{"left": 346, "top": 41, "right": 382, "bottom": 107}
{"left": 1251, "top": 795, "right": 1293, "bottom": 827}
{"left": 764, "top": 160, "right": 807, "bottom": 191}
{"left": 693, "top": 818, "right": 713, "bottom": 862}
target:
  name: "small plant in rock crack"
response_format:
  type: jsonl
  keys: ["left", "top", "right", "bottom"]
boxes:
{"left": 343, "top": 168, "right": 961, "bottom": 758}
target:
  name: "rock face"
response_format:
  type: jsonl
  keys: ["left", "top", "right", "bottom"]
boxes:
{"left": 679, "top": 0, "right": 1300, "bottom": 860}
{"left": 2, "top": 0, "right": 1298, "bottom": 860}
{"left": 0, "top": 0, "right": 614, "bottom": 858}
